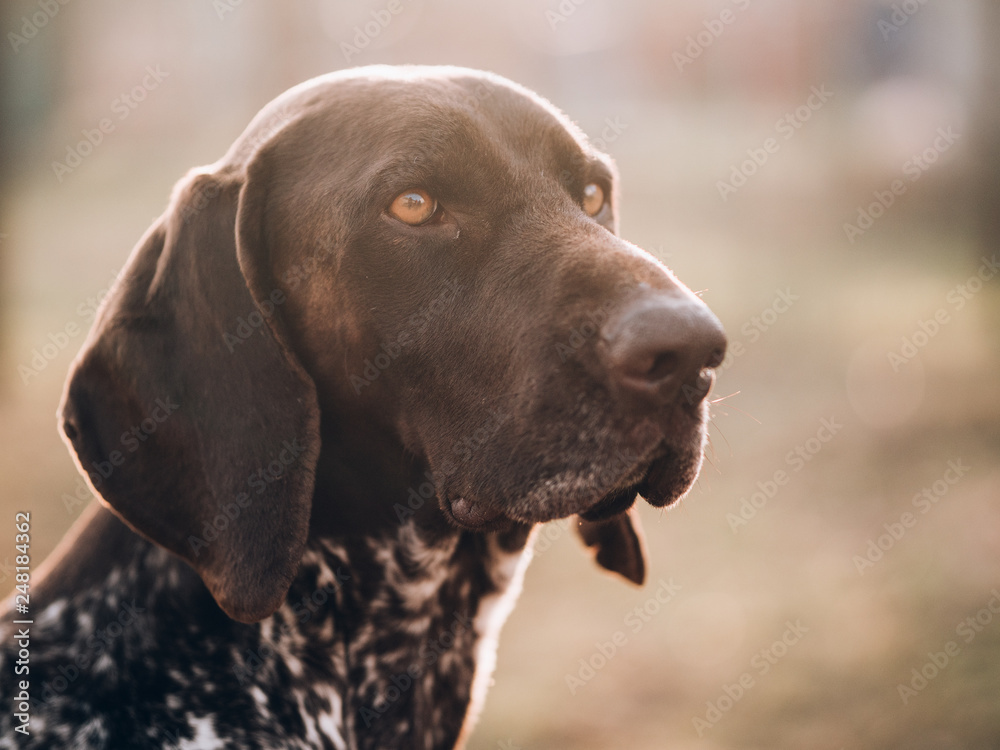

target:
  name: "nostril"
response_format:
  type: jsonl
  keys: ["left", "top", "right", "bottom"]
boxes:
{"left": 642, "top": 352, "right": 680, "bottom": 382}
{"left": 704, "top": 346, "right": 726, "bottom": 370}
{"left": 63, "top": 420, "right": 78, "bottom": 441}
{"left": 616, "top": 349, "right": 682, "bottom": 391}
{"left": 600, "top": 293, "right": 727, "bottom": 403}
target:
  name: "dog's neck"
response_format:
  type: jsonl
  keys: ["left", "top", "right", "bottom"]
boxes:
{"left": 306, "top": 411, "right": 448, "bottom": 536}
{"left": 289, "top": 519, "right": 533, "bottom": 747}
{"left": 30, "top": 437, "right": 533, "bottom": 749}
{"left": 296, "top": 420, "right": 535, "bottom": 746}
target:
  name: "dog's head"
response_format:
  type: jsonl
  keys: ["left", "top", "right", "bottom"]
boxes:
{"left": 60, "top": 66, "right": 726, "bottom": 623}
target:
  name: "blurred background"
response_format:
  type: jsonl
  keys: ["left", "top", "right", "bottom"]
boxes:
{"left": 1, "top": 0, "right": 998, "bottom": 748}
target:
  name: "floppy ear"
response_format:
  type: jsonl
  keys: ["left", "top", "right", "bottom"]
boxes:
{"left": 575, "top": 507, "right": 648, "bottom": 585}
{"left": 59, "top": 168, "right": 320, "bottom": 624}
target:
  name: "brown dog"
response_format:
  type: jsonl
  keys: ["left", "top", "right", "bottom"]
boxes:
{"left": 1, "top": 65, "right": 725, "bottom": 749}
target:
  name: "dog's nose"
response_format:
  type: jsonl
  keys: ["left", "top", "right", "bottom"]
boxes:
{"left": 600, "top": 293, "right": 727, "bottom": 408}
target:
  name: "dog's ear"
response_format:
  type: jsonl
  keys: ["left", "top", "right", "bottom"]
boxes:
{"left": 575, "top": 507, "right": 648, "bottom": 585}
{"left": 59, "top": 166, "right": 320, "bottom": 624}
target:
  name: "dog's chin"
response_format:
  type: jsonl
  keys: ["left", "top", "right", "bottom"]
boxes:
{"left": 441, "top": 437, "right": 707, "bottom": 532}
{"left": 580, "top": 443, "right": 705, "bottom": 521}
{"left": 436, "top": 400, "right": 712, "bottom": 531}
{"left": 636, "top": 442, "right": 707, "bottom": 508}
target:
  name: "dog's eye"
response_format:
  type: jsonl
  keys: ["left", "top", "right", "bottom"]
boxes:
{"left": 582, "top": 183, "right": 605, "bottom": 217}
{"left": 389, "top": 189, "right": 437, "bottom": 225}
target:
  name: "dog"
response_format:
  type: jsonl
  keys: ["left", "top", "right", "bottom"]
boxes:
{"left": 0, "top": 65, "right": 726, "bottom": 749}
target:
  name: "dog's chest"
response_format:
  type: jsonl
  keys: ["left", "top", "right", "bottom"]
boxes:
{"left": 263, "top": 524, "right": 533, "bottom": 749}
{"left": 0, "top": 522, "right": 531, "bottom": 749}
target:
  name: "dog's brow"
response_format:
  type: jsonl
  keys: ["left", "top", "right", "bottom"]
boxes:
{"left": 588, "top": 161, "right": 615, "bottom": 185}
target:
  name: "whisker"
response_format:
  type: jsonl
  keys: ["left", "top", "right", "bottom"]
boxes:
{"left": 709, "top": 390, "right": 740, "bottom": 404}
{"left": 707, "top": 418, "right": 733, "bottom": 460}
{"left": 714, "top": 402, "right": 761, "bottom": 424}
{"left": 709, "top": 391, "right": 761, "bottom": 425}
{"left": 702, "top": 452, "right": 720, "bottom": 474}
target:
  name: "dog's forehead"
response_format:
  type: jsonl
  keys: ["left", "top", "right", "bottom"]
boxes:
{"left": 330, "top": 66, "right": 582, "bottom": 136}
{"left": 230, "top": 66, "right": 599, "bottom": 177}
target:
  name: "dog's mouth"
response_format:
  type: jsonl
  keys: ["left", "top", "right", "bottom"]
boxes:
{"left": 441, "top": 423, "right": 707, "bottom": 531}
{"left": 580, "top": 441, "right": 705, "bottom": 519}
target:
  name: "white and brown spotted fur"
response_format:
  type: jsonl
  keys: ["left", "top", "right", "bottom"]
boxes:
{"left": 0, "top": 505, "right": 532, "bottom": 749}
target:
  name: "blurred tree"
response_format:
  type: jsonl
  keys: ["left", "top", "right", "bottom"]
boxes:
{"left": 972, "top": 0, "right": 1000, "bottom": 255}
{"left": 0, "top": 3, "right": 12, "bottom": 375}
{"left": 0, "top": 0, "right": 63, "bottom": 390}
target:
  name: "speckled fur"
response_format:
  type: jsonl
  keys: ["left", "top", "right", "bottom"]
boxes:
{"left": 0, "top": 509, "right": 532, "bottom": 749}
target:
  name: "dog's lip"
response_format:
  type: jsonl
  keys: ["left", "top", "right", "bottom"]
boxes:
{"left": 440, "top": 422, "right": 699, "bottom": 527}
{"left": 445, "top": 495, "right": 506, "bottom": 530}
{"left": 592, "top": 442, "right": 694, "bottom": 514}
{"left": 579, "top": 484, "right": 641, "bottom": 521}
{"left": 636, "top": 455, "right": 680, "bottom": 507}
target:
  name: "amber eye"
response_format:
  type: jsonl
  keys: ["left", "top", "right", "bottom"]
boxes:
{"left": 582, "top": 183, "right": 605, "bottom": 217}
{"left": 389, "top": 189, "right": 437, "bottom": 225}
